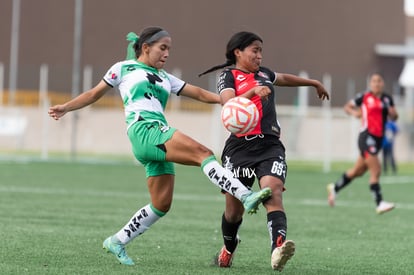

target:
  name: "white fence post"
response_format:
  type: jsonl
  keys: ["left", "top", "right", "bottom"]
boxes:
{"left": 39, "top": 64, "right": 48, "bottom": 107}
{"left": 322, "top": 73, "right": 332, "bottom": 173}
{"left": 39, "top": 64, "right": 49, "bottom": 159}
{"left": 0, "top": 62, "right": 3, "bottom": 106}
{"left": 83, "top": 65, "right": 93, "bottom": 91}
{"left": 347, "top": 79, "right": 359, "bottom": 159}
{"left": 41, "top": 98, "right": 50, "bottom": 160}
{"left": 298, "top": 71, "right": 309, "bottom": 116}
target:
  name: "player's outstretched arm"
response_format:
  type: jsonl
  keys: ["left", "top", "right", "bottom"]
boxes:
{"left": 344, "top": 100, "right": 361, "bottom": 118}
{"left": 275, "top": 73, "right": 330, "bottom": 100}
{"left": 48, "top": 80, "right": 111, "bottom": 120}
{"left": 179, "top": 83, "right": 220, "bottom": 104}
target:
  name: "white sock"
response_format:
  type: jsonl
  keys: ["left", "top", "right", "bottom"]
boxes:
{"left": 201, "top": 156, "right": 251, "bottom": 200}
{"left": 114, "top": 204, "right": 165, "bottom": 245}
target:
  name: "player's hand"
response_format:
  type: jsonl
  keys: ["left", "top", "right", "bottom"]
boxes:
{"left": 48, "top": 105, "right": 68, "bottom": 120}
{"left": 353, "top": 109, "right": 362, "bottom": 118}
{"left": 315, "top": 84, "right": 330, "bottom": 100}
{"left": 254, "top": 86, "right": 271, "bottom": 99}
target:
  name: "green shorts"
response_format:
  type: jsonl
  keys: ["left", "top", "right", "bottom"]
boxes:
{"left": 127, "top": 120, "right": 176, "bottom": 177}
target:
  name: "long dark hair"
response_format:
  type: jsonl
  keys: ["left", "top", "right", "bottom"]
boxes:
{"left": 198, "top": 31, "right": 263, "bottom": 77}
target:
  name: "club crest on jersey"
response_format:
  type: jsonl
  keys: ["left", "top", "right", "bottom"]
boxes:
{"left": 108, "top": 71, "right": 117, "bottom": 80}
{"left": 257, "top": 71, "right": 269, "bottom": 79}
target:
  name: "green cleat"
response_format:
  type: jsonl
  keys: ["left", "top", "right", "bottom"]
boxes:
{"left": 103, "top": 236, "right": 135, "bottom": 266}
{"left": 241, "top": 187, "right": 272, "bottom": 214}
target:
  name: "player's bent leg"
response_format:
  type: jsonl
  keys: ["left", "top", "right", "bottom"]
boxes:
{"left": 147, "top": 174, "right": 175, "bottom": 213}
{"left": 201, "top": 155, "right": 271, "bottom": 213}
{"left": 164, "top": 130, "right": 213, "bottom": 166}
{"left": 165, "top": 131, "right": 272, "bottom": 213}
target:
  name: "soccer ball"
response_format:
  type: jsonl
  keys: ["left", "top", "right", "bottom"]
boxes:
{"left": 221, "top": 97, "right": 259, "bottom": 134}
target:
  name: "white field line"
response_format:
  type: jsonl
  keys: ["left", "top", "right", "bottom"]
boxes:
{"left": 1, "top": 185, "right": 413, "bottom": 210}
{"left": 381, "top": 176, "right": 414, "bottom": 184}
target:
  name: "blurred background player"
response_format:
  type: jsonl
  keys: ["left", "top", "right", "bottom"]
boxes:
{"left": 48, "top": 27, "right": 271, "bottom": 266}
{"left": 199, "top": 31, "right": 329, "bottom": 271}
{"left": 327, "top": 72, "right": 399, "bottom": 214}
{"left": 382, "top": 118, "right": 399, "bottom": 174}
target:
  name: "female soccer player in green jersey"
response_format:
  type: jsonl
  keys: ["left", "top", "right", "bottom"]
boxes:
{"left": 48, "top": 26, "right": 271, "bottom": 266}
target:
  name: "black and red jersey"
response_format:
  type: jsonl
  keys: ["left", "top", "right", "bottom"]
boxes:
{"left": 217, "top": 66, "right": 280, "bottom": 137}
{"left": 353, "top": 91, "right": 395, "bottom": 138}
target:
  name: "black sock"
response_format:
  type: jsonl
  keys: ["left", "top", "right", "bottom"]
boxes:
{"left": 335, "top": 173, "right": 352, "bottom": 192}
{"left": 370, "top": 183, "right": 382, "bottom": 206}
{"left": 221, "top": 213, "right": 242, "bottom": 253}
{"left": 267, "top": 211, "right": 287, "bottom": 252}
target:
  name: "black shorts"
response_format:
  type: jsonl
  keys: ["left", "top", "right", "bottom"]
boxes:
{"left": 358, "top": 130, "right": 383, "bottom": 158}
{"left": 221, "top": 134, "right": 287, "bottom": 188}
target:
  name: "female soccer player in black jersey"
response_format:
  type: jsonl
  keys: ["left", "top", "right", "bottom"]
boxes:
{"left": 199, "top": 31, "right": 329, "bottom": 271}
{"left": 327, "top": 73, "right": 399, "bottom": 214}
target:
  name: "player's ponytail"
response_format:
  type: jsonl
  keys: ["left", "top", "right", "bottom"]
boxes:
{"left": 126, "top": 32, "right": 139, "bottom": 60}
{"left": 198, "top": 31, "right": 263, "bottom": 77}
{"left": 198, "top": 60, "right": 233, "bottom": 77}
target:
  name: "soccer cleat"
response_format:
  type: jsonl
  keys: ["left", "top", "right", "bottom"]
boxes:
{"left": 103, "top": 236, "right": 135, "bottom": 265}
{"left": 214, "top": 238, "right": 240, "bottom": 268}
{"left": 327, "top": 183, "right": 336, "bottom": 207}
{"left": 241, "top": 187, "right": 272, "bottom": 214}
{"left": 376, "top": 201, "right": 395, "bottom": 214}
{"left": 271, "top": 240, "right": 295, "bottom": 271}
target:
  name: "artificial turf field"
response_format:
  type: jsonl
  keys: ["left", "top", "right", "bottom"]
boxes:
{"left": 0, "top": 158, "right": 413, "bottom": 274}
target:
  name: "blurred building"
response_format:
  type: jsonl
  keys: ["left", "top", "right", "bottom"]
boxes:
{"left": 1, "top": 0, "right": 413, "bottom": 162}
{"left": 0, "top": 0, "right": 405, "bottom": 107}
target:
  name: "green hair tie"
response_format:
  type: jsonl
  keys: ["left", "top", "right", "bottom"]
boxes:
{"left": 126, "top": 32, "right": 139, "bottom": 60}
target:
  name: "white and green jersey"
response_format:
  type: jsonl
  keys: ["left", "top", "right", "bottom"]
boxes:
{"left": 103, "top": 60, "right": 186, "bottom": 128}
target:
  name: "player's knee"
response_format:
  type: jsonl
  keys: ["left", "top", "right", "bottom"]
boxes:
{"left": 154, "top": 201, "right": 172, "bottom": 213}
{"left": 195, "top": 145, "right": 214, "bottom": 164}
{"left": 200, "top": 145, "right": 214, "bottom": 156}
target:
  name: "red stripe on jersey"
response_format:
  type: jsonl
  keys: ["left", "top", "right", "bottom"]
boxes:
{"left": 232, "top": 70, "right": 263, "bottom": 135}
{"left": 361, "top": 93, "right": 385, "bottom": 137}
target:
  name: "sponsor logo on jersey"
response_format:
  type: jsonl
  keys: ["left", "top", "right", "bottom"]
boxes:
{"left": 238, "top": 82, "right": 248, "bottom": 91}
{"left": 223, "top": 155, "right": 256, "bottom": 178}
{"left": 236, "top": 74, "right": 246, "bottom": 81}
